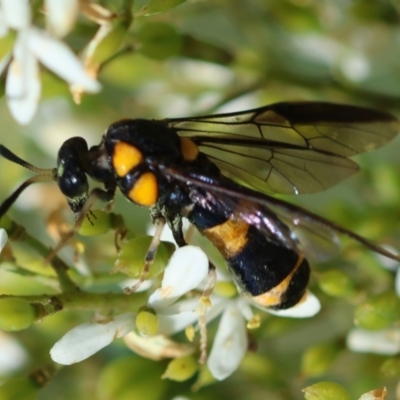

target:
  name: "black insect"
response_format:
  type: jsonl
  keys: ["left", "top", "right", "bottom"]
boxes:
{"left": 0, "top": 101, "right": 399, "bottom": 309}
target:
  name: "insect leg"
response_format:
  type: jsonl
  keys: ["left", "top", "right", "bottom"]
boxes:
{"left": 45, "top": 187, "right": 116, "bottom": 262}
{"left": 169, "top": 216, "right": 218, "bottom": 363}
{"left": 124, "top": 217, "right": 166, "bottom": 294}
{"left": 198, "top": 261, "right": 217, "bottom": 364}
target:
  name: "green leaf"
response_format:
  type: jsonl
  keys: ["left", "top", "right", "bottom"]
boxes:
{"left": 181, "top": 35, "right": 234, "bottom": 65}
{"left": 0, "top": 376, "right": 39, "bottom": 400}
{"left": 137, "top": 22, "right": 183, "bottom": 60}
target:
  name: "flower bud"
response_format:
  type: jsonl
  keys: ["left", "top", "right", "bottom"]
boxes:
{"left": 302, "top": 381, "right": 351, "bottom": 400}
{"left": 136, "top": 308, "right": 158, "bottom": 336}
{"left": 318, "top": 270, "right": 355, "bottom": 297}
{"left": 0, "top": 298, "right": 36, "bottom": 331}
{"left": 162, "top": 356, "right": 198, "bottom": 382}
{"left": 354, "top": 291, "right": 400, "bottom": 330}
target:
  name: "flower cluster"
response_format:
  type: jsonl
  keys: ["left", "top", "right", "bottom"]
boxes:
{"left": 51, "top": 245, "right": 321, "bottom": 381}
{"left": 346, "top": 250, "right": 400, "bottom": 356}
{"left": 0, "top": 0, "right": 101, "bottom": 124}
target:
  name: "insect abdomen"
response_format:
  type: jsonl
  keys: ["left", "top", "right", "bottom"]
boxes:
{"left": 190, "top": 208, "right": 310, "bottom": 310}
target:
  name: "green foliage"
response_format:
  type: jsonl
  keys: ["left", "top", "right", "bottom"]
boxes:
{"left": 301, "top": 342, "right": 339, "bottom": 378}
{"left": 0, "top": 0, "right": 400, "bottom": 399}
{"left": 354, "top": 291, "right": 400, "bottom": 330}
{"left": 0, "top": 376, "right": 39, "bottom": 400}
{"left": 137, "top": 22, "right": 183, "bottom": 60}
{"left": 96, "top": 356, "right": 167, "bottom": 400}
{"left": 317, "top": 270, "right": 356, "bottom": 298}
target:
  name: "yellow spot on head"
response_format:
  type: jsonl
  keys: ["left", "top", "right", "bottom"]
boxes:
{"left": 113, "top": 142, "right": 143, "bottom": 177}
{"left": 180, "top": 137, "right": 199, "bottom": 161}
{"left": 128, "top": 171, "right": 158, "bottom": 206}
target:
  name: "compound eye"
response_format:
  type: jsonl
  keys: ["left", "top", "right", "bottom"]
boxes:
{"left": 57, "top": 167, "right": 88, "bottom": 199}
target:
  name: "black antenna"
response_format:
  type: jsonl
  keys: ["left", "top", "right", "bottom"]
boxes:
{"left": 0, "top": 145, "right": 56, "bottom": 217}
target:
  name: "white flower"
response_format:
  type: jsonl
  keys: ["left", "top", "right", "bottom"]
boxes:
{"left": 0, "top": 228, "right": 7, "bottom": 252}
{"left": 49, "top": 244, "right": 321, "bottom": 377}
{"left": 50, "top": 313, "right": 135, "bottom": 365}
{"left": 145, "top": 245, "right": 320, "bottom": 380}
{"left": 45, "top": 0, "right": 79, "bottom": 38}
{"left": 0, "top": 0, "right": 101, "bottom": 124}
{"left": 0, "top": 331, "right": 28, "bottom": 374}
{"left": 206, "top": 289, "right": 320, "bottom": 380}
{"left": 147, "top": 245, "right": 209, "bottom": 335}
{"left": 6, "top": 27, "right": 101, "bottom": 124}
{"left": 50, "top": 246, "right": 208, "bottom": 365}
{"left": 347, "top": 327, "right": 400, "bottom": 355}
{"left": 0, "top": 0, "right": 30, "bottom": 31}
{"left": 207, "top": 298, "right": 249, "bottom": 380}
{"left": 346, "top": 250, "right": 400, "bottom": 358}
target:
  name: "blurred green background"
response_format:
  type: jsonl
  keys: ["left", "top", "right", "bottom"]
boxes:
{"left": 1, "top": 0, "right": 400, "bottom": 399}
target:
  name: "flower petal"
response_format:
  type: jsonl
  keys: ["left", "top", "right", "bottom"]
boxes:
{"left": 6, "top": 31, "right": 41, "bottom": 124}
{"left": 207, "top": 303, "right": 247, "bottom": 380}
{"left": 124, "top": 332, "right": 194, "bottom": 360}
{"left": 50, "top": 313, "right": 135, "bottom": 365}
{"left": 347, "top": 328, "right": 400, "bottom": 355}
{"left": 0, "top": 331, "right": 28, "bottom": 374}
{"left": 158, "top": 311, "right": 199, "bottom": 336}
{"left": 148, "top": 246, "right": 209, "bottom": 309}
{"left": 0, "top": 228, "right": 7, "bottom": 252}
{"left": 1, "top": 0, "right": 31, "bottom": 30}
{"left": 27, "top": 27, "right": 101, "bottom": 93}
{"left": 0, "top": 9, "right": 9, "bottom": 37}
{"left": 236, "top": 298, "right": 254, "bottom": 321}
{"left": 45, "top": 0, "right": 79, "bottom": 38}
{"left": 266, "top": 291, "right": 321, "bottom": 318}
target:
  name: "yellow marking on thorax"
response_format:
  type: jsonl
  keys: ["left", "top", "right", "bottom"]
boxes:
{"left": 112, "top": 142, "right": 143, "bottom": 177}
{"left": 128, "top": 172, "right": 158, "bottom": 206}
{"left": 204, "top": 219, "right": 249, "bottom": 258}
{"left": 180, "top": 137, "right": 199, "bottom": 161}
{"left": 253, "top": 254, "right": 304, "bottom": 307}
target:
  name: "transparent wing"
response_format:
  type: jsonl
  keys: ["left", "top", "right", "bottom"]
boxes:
{"left": 160, "top": 166, "right": 400, "bottom": 263}
{"left": 166, "top": 102, "right": 399, "bottom": 195}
